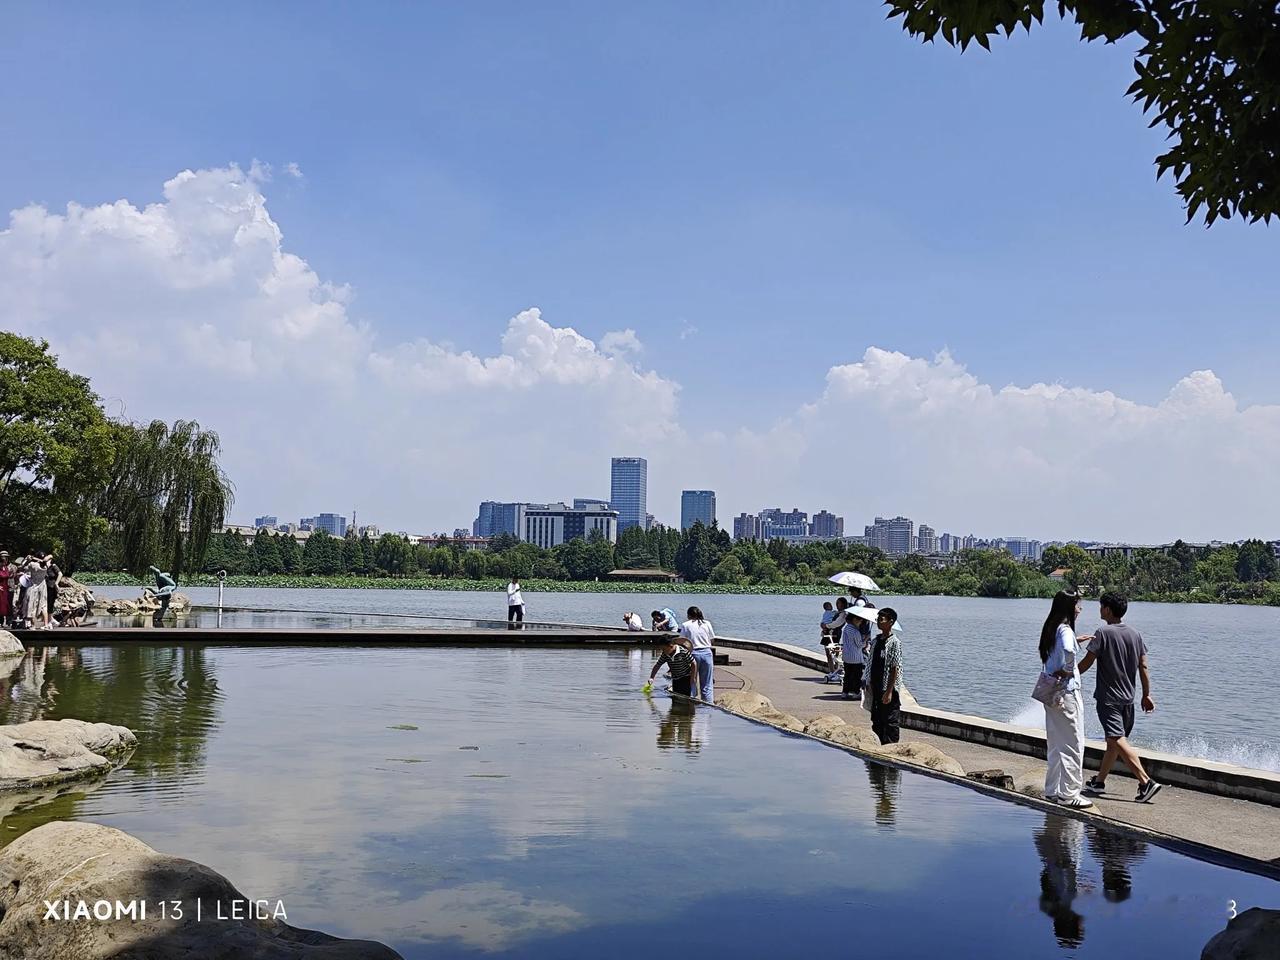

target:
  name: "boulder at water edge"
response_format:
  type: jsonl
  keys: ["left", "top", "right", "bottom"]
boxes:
{"left": 877, "top": 741, "right": 966, "bottom": 777}
{"left": 714, "top": 690, "right": 772, "bottom": 716}
{"left": 0, "top": 821, "right": 403, "bottom": 959}
{"left": 802, "top": 715, "right": 849, "bottom": 740}
{"left": 1201, "top": 908, "right": 1280, "bottom": 960}
{"left": 0, "top": 631, "right": 22, "bottom": 657}
{"left": 0, "top": 719, "right": 136, "bottom": 792}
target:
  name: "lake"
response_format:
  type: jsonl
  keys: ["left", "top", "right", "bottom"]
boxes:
{"left": 88, "top": 586, "right": 1280, "bottom": 772}
{"left": 2, "top": 643, "right": 1274, "bottom": 958}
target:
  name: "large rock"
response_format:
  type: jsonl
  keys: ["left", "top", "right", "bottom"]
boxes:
{"left": 0, "top": 821, "right": 403, "bottom": 959}
{"left": 803, "top": 715, "right": 849, "bottom": 740}
{"left": 0, "top": 719, "right": 136, "bottom": 792}
{"left": 878, "top": 741, "right": 966, "bottom": 776}
{"left": 0, "top": 631, "right": 22, "bottom": 657}
{"left": 755, "top": 707, "right": 806, "bottom": 733}
{"left": 1201, "top": 908, "right": 1280, "bottom": 960}
{"left": 714, "top": 691, "right": 773, "bottom": 716}
{"left": 826, "top": 726, "right": 884, "bottom": 752}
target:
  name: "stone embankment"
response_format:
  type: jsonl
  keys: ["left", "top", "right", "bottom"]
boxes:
{"left": 715, "top": 690, "right": 966, "bottom": 777}
{"left": 0, "top": 821, "right": 403, "bottom": 959}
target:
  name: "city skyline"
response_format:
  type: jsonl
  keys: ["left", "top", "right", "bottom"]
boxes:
{"left": 11, "top": 7, "right": 1275, "bottom": 544}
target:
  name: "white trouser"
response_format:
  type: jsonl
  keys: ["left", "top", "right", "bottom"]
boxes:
{"left": 1044, "top": 689, "right": 1085, "bottom": 800}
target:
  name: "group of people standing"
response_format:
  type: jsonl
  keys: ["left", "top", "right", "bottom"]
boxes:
{"left": 1038, "top": 589, "right": 1161, "bottom": 808}
{"left": 647, "top": 606, "right": 716, "bottom": 703}
{"left": 0, "top": 550, "right": 63, "bottom": 630}
{"left": 820, "top": 589, "right": 902, "bottom": 745}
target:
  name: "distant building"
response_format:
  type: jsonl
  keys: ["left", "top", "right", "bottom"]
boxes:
{"left": 733, "top": 513, "right": 760, "bottom": 541}
{"left": 357, "top": 524, "right": 380, "bottom": 539}
{"left": 610, "top": 457, "right": 648, "bottom": 532}
{"left": 865, "top": 516, "right": 914, "bottom": 556}
{"left": 254, "top": 515, "right": 278, "bottom": 529}
{"left": 473, "top": 501, "right": 526, "bottom": 539}
{"left": 939, "top": 533, "right": 956, "bottom": 554}
{"left": 1002, "top": 537, "right": 1043, "bottom": 562}
{"left": 573, "top": 498, "right": 611, "bottom": 510}
{"left": 645, "top": 513, "right": 656, "bottom": 530}
{"left": 680, "top": 490, "right": 717, "bottom": 531}
{"left": 916, "top": 524, "right": 937, "bottom": 554}
{"left": 810, "top": 510, "right": 844, "bottom": 539}
{"left": 759, "top": 508, "right": 808, "bottom": 540}
{"left": 313, "top": 513, "right": 348, "bottom": 537}
{"left": 521, "top": 502, "right": 619, "bottom": 549}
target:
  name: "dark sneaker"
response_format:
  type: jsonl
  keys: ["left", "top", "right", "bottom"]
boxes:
{"left": 1082, "top": 777, "right": 1106, "bottom": 796}
{"left": 1136, "top": 780, "right": 1163, "bottom": 804}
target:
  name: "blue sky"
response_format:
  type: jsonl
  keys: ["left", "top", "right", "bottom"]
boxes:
{"left": 2, "top": 3, "right": 1276, "bottom": 540}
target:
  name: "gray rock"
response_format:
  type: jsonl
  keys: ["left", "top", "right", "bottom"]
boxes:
{"left": 714, "top": 690, "right": 773, "bottom": 716}
{"left": 0, "top": 719, "right": 136, "bottom": 792}
{"left": 756, "top": 708, "right": 806, "bottom": 733}
{"left": 802, "top": 715, "right": 848, "bottom": 740}
{"left": 1201, "top": 908, "right": 1280, "bottom": 960}
{"left": 826, "top": 726, "right": 883, "bottom": 752}
{"left": 878, "top": 741, "right": 966, "bottom": 776}
{"left": 0, "top": 631, "right": 22, "bottom": 657}
{"left": 0, "top": 820, "right": 403, "bottom": 959}
{"left": 967, "top": 768, "right": 1016, "bottom": 791}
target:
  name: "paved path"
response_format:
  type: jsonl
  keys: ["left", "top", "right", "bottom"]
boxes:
{"left": 719, "top": 648, "right": 1280, "bottom": 872}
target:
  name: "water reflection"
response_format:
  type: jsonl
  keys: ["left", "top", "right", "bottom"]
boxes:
{"left": 652, "top": 697, "right": 704, "bottom": 755}
{"left": 1035, "top": 814, "right": 1087, "bottom": 948}
{"left": 1087, "top": 825, "right": 1147, "bottom": 903}
{"left": 866, "top": 762, "right": 901, "bottom": 827}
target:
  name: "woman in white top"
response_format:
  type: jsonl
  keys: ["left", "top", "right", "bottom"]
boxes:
{"left": 679, "top": 606, "right": 716, "bottom": 703}
{"left": 1039, "top": 590, "right": 1092, "bottom": 808}
{"left": 506, "top": 578, "right": 525, "bottom": 628}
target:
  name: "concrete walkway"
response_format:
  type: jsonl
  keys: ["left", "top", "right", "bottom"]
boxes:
{"left": 720, "top": 648, "right": 1280, "bottom": 872}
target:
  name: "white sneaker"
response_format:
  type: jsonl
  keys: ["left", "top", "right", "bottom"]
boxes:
{"left": 1057, "top": 795, "right": 1094, "bottom": 809}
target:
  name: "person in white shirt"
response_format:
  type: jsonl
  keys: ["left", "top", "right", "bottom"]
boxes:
{"left": 506, "top": 578, "right": 525, "bottom": 628}
{"left": 622, "top": 611, "right": 645, "bottom": 631}
{"left": 678, "top": 606, "right": 716, "bottom": 702}
{"left": 1039, "top": 591, "right": 1091, "bottom": 808}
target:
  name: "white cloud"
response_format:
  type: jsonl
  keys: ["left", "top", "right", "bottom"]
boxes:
{"left": 283, "top": 162, "right": 303, "bottom": 180}
{"left": 715, "top": 348, "right": 1280, "bottom": 542}
{"left": 600, "top": 328, "right": 642, "bottom": 357}
{"left": 0, "top": 164, "right": 679, "bottom": 529}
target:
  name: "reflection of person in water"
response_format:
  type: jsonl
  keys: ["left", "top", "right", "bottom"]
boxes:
{"left": 1034, "top": 813, "right": 1086, "bottom": 948}
{"left": 1086, "top": 824, "right": 1147, "bottom": 903}
{"left": 866, "top": 762, "right": 900, "bottom": 827}
{"left": 653, "top": 696, "right": 702, "bottom": 754}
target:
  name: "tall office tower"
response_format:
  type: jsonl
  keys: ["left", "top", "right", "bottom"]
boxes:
{"left": 733, "top": 513, "right": 760, "bottom": 541}
{"left": 680, "top": 490, "right": 717, "bottom": 530}
{"left": 917, "top": 524, "right": 937, "bottom": 553}
{"left": 473, "top": 501, "right": 527, "bottom": 538}
{"left": 254, "top": 515, "right": 278, "bottom": 529}
{"left": 314, "top": 513, "right": 348, "bottom": 537}
{"left": 811, "top": 510, "right": 844, "bottom": 539}
{"left": 473, "top": 501, "right": 496, "bottom": 537}
{"left": 865, "top": 516, "right": 914, "bottom": 555}
{"left": 610, "top": 457, "right": 648, "bottom": 532}
{"left": 939, "top": 533, "right": 958, "bottom": 554}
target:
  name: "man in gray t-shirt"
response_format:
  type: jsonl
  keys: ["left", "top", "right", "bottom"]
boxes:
{"left": 1078, "top": 592, "right": 1161, "bottom": 803}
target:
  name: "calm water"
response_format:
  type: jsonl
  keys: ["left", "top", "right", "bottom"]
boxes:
{"left": 90, "top": 586, "right": 1280, "bottom": 771}
{"left": 1, "top": 644, "right": 1274, "bottom": 959}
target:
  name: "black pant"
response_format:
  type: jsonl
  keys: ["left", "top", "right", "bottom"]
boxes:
{"left": 871, "top": 691, "right": 901, "bottom": 744}
{"left": 671, "top": 675, "right": 692, "bottom": 697}
{"left": 843, "top": 663, "right": 864, "bottom": 697}
{"left": 507, "top": 604, "right": 524, "bottom": 628}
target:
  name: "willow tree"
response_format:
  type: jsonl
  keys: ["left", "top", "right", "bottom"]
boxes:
{"left": 99, "top": 419, "right": 234, "bottom": 577}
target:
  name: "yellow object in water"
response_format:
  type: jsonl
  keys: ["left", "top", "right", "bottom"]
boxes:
{"left": 641, "top": 680, "right": 653, "bottom": 695}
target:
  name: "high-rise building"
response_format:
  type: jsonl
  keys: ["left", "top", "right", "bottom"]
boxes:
{"left": 733, "top": 513, "right": 760, "bottom": 541}
{"left": 645, "top": 513, "right": 655, "bottom": 530}
{"left": 917, "top": 524, "right": 937, "bottom": 554}
{"left": 313, "top": 513, "right": 348, "bottom": 537}
{"left": 521, "top": 503, "right": 618, "bottom": 549}
{"left": 254, "top": 515, "right": 278, "bottom": 529}
{"left": 1002, "top": 537, "right": 1043, "bottom": 562}
{"left": 680, "top": 490, "right": 716, "bottom": 531}
{"left": 940, "top": 533, "right": 959, "bottom": 554}
{"left": 473, "top": 501, "right": 526, "bottom": 539}
{"left": 864, "top": 516, "right": 914, "bottom": 555}
{"left": 610, "top": 457, "right": 648, "bottom": 532}
{"left": 759, "top": 508, "right": 809, "bottom": 540}
{"left": 811, "top": 510, "right": 844, "bottom": 539}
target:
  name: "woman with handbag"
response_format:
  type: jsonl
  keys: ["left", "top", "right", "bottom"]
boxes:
{"left": 1038, "top": 591, "right": 1092, "bottom": 808}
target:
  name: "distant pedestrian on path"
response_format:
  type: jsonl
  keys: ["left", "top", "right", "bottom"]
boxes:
{"left": 869, "top": 608, "right": 901, "bottom": 743}
{"left": 506, "top": 577, "right": 525, "bottom": 628}
{"left": 679, "top": 606, "right": 716, "bottom": 702}
{"left": 1039, "top": 591, "right": 1091, "bottom": 808}
{"left": 1078, "top": 592, "right": 1162, "bottom": 803}
{"left": 820, "top": 601, "right": 838, "bottom": 673}
{"left": 842, "top": 605, "right": 872, "bottom": 701}
{"left": 649, "top": 636, "right": 699, "bottom": 698}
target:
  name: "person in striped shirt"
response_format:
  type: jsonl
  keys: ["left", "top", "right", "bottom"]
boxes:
{"left": 649, "top": 637, "right": 700, "bottom": 698}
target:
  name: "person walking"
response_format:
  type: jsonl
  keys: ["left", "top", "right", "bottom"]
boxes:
{"left": 1078, "top": 592, "right": 1162, "bottom": 803}
{"left": 868, "top": 608, "right": 901, "bottom": 743}
{"left": 679, "top": 606, "right": 716, "bottom": 703}
{"left": 506, "top": 577, "right": 525, "bottom": 628}
{"left": 1039, "top": 590, "right": 1091, "bottom": 808}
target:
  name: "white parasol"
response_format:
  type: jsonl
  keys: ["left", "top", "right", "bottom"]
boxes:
{"left": 827, "top": 571, "right": 881, "bottom": 592}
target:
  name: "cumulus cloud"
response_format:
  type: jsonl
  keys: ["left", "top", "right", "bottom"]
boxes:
{"left": 0, "top": 164, "right": 679, "bottom": 529}
{"left": 600, "top": 328, "right": 642, "bottom": 357}
{"left": 716, "top": 348, "right": 1280, "bottom": 542}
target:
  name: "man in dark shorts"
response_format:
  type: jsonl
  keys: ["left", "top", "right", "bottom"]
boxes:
{"left": 1078, "top": 592, "right": 1161, "bottom": 803}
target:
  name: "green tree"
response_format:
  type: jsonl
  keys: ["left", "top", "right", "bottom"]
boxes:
{"left": 709, "top": 555, "right": 745, "bottom": 584}
{"left": 1235, "top": 539, "right": 1277, "bottom": 583}
{"left": 251, "top": 529, "right": 284, "bottom": 575}
{"left": 675, "top": 522, "right": 723, "bottom": 583}
{"left": 279, "top": 534, "right": 301, "bottom": 573}
{"left": 343, "top": 534, "right": 367, "bottom": 576}
{"left": 98, "top": 419, "right": 234, "bottom": 576}
{"left": 0, "top": 333, "right": 116, "bottom": 570}
{"left": 461, "top": 550, "right": 488, "bottom": 579}
{"left": 886, "top": 0, "right": 1280, "bottom": 224}
{"left": 615, "top": 526, "right": 657, "bottom": 568}
{"left": 532, "top": 556, "right": 569, "bottom": 580}
{"left": 426, "top": 547, "right": 457, "bottom": 576}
